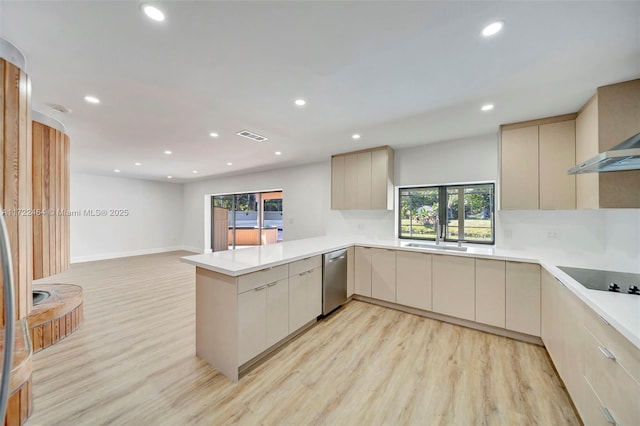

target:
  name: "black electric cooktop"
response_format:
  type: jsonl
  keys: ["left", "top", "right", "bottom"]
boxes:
{"left": 557, "top": 266, "right": 640, "bottom": 295}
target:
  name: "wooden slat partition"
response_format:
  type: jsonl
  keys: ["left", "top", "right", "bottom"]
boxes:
{"left": 0, "top": 57, "right": 32, "bottom": 321}
{"left": 32, "top": 120, "right": 70, "bottom": 280}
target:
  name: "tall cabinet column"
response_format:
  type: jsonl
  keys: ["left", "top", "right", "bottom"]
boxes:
{"left": 1, "top": 38, "right": 34, "bottom": 426}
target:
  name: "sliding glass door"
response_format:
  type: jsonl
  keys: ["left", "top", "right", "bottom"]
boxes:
{"left": 211, "top": 190, "right": 283, "bottom": 251}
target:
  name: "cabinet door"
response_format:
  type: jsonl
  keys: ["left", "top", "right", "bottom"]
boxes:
{"left": 307, "top": 267, "right": 322, "bottom": 319}
{"left": 475, "top": 259, "right": 505, "bottom": 328}
{"left": 288, "top": 273, "right": 307, "bottom": 333}
{"left": 347, "top": 246, "right": 355, "bottom": 297}
{"left": 331, "top": 156, "right": 345, "bottom": 210}
{"left": 344, "top": 154, "right": 358, "bottom": 209}
{"left": 371, "top": 148, "right": 390, "bottom": 210}
{"left": 432, "top": 255, "right": 475, "bottom": 321}
{"left": 541, "top": 269, "right": 563, "bottom": 371}
{"left": 560, "top": 281, "right": 585, "bottom": 406}
{"left": 539, "top": 120, "right": 576, "bottom": 210}
{"left": 266, "top": 278, "right": 289, "bottom": 348}
{"left": 396, "top": 251, "right": 431, "bottom": 311}
{"left": 354, "top": 247, "right": 372, "bottom": 297}
{"left": 238, "top": 287, "right": 267, "bottom": 365}
{"left": 356, "top": 152, "right": 372, "bottom": 209}
{"left": 501, "top": 126, "right": 539, "bottom": 210}
{"left": 505, "top": 262, "right": 540, "bottom": 336}
{"left": 371, "top": 248, "right": 396, "bottom": 302}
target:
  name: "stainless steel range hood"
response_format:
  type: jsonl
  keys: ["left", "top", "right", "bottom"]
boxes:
{"left": 568, "top": 132, "right": 640, "bottom": 174}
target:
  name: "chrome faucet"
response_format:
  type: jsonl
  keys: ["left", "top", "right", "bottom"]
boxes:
{"left": 435, "top": 215, "right": 441, "bottom": 245}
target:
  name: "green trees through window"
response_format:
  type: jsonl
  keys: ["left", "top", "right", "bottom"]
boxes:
{"left": 399, "top": 183, "right": 494, "bottom": 244}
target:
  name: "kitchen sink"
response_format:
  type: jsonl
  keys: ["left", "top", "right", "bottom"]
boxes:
{"left": 402, "top": 242, "right": 468, "bottom": 252}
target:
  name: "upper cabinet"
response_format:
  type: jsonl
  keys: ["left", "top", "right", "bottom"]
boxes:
{"left": 500, "top": 115, "right": 576, "bottom": 210}
{"left": 576, "top": 78, "right": 640, "bottom": 208}
{"left": 331, "top": 146, "right": 394, "bottom": 210}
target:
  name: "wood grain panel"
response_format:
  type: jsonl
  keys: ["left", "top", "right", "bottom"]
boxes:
{"left": 31, "top": 120, "right": 70, "bottom": 279}
{"left": 500, "top": 126, "right": 539, "bottom": 210}
{"left": 0, "top": 58, "right": 32, "bottom": 322}
{"left": 539, "top": 120, "right": 576, "bottom": 210}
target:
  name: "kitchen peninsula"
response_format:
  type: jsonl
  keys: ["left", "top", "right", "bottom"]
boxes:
{"left": 182, "top": 236, "right": 640, "bottom": 420}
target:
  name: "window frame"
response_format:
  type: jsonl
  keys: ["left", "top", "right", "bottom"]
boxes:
{"left": 397, "top": 182, "right": 495, "bottom": 245}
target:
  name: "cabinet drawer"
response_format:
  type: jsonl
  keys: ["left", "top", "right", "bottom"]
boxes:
{"left": 238, "top": 265, "right": 288, "bottom": 294}
{"left": 288, "top": 255, "right": 322, "bottom": 276}
{"left": 584, "top": 328, "right": 640, "bottom": 426}
{"left": 584, "top": 307, "right": 640, "bottom": 382}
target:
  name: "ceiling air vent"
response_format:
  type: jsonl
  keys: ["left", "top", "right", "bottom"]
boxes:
{"left": 236, "top": 130, "right": 268, "bottom": 142}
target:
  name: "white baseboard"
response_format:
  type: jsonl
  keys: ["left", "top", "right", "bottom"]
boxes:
{"left": 70, "top": 246, "right": 201, "bottom": 264}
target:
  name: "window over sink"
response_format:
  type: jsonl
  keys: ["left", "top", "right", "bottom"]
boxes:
{"left": 398, "top": 183, "right": 495, "bottom": 244}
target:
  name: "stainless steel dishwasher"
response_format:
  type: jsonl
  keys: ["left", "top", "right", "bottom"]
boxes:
{"left": 322, "top": 248, "right": 348, "bottom": 315}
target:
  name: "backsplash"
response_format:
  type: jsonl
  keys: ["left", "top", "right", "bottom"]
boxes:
{"left": 497, "top": 209, "right": 640, "bottom": 272}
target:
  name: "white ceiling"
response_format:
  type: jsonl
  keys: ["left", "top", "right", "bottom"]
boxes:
{"left": 1, "top": 1, "right": 639, "bottom": 183}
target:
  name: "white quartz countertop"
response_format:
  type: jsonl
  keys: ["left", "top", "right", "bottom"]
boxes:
{"left": 181, "top": 236, "right": 640, "bottom": 351}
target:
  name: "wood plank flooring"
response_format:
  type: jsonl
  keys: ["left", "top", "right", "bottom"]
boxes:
{"left": 29, "top": 251, "right": 579, "bottom": 425}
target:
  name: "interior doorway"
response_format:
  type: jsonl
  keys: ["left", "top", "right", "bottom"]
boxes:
{"left": 211, "top": 190, "right": 283, "bottom": 251}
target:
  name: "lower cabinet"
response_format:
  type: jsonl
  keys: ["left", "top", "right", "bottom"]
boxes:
{"left": 396, "top": 251, "right": 432, "bottom": 311}
{"left": 238, "top": 277, "right": 289, "bottom": 365}
{"left": 475, "top": 259, "right": 506, "bottom": 328}
{"left": 432, "top": 255, "right": 475, "bottom": 321}
{"left": 289, "top": 257, "right": 322, "bottom": 333}
{"left": 505, "top": 262, "right": 540, "bottom": 336}
{"left": 355, "top": 247, "right": 372, "bottom": 297}
{"left": 371, "top": 248, "right": 396, "bottom": 302}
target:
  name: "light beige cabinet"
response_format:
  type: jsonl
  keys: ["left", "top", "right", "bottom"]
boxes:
{"left": 582, "top": 305, "right": 640, "bottom": 426}
{"left": 396, "top": 251, "right": 432, "bottom": 311}
{"left": 576, "top": 78, "right": 640, "bottom": 208}
{"left": 500, "top": 116, "right": 576, "bottom": 210}
{"left": 505, "top": 262, "right": 540, "bottom": 336}
{"left": 432, "top": 255, "right": 475, "bottom": 321}
{"left": 354, "top": 246, "right": 373, "bottom": 297}
{"left": 370, "top": 248, "right": 396, "bottom": 303}
{"left": 346, "top": 246, "right": 355, "bottom": 297}
{"left": 475, "top": 259, "right": 505, "bottom": 328}
{"left": 331, "top": 146, "right": 394, "bottom": 210}
{"left": 541, "top": 269, "right": 584, "bottom": 411}
{"left": 238, "top": 277, "right": 289, "bottom": 365}
{"left": 288, "top": 256, "right": 322, "bottom": 333}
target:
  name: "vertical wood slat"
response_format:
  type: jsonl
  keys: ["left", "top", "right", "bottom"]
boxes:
{"left": 32, "top": 120, "right": 70, "bottom": 279}
{"left": 0, "top": 58, "right": 32, "bottom": 321}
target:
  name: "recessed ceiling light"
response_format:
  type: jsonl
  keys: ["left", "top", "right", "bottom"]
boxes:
{"left": 482, "top": 21, "right": 504, "bottom": 37}
{"left": 142, "top": 4, "right": 165, "bottom": 22}
{"left": 192, "top": 170, "right": 198, "bottom": 174}
{"left": 164, "top": 150, "right": 172, "bottom": 155}
{"left": 167, "top": 175, "right": 173, "bottom": 179}
{"left": 294, "top": 99, "right": 306, "bottom": 106}
{"left": 481, "top": 104, "right": 495, "bottom": 111}
{"left": 275, "top": 151, "right": 282, "bottom": 156}
{"left": 84, "top": 95, "right": 100, "bottom": 104}
{"left": 134, "top": 162, "right": 142, "bottom": 166}
{"left": 114, "top": 169, "right": 121, "bottom": 173}
{"left": 352, "top": 134, "right": 361, "bottom": 140}
{"left": 209, "top": 132, "right": 219, "bottom": 138}
{"left": 226, "top": 162, "right": 233, "bottom": 166}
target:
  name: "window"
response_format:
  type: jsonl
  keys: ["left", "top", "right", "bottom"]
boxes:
{"left": 398, "top": 183, "right": 494, "bottom": 244}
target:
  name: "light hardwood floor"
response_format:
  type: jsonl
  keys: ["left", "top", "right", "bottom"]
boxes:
{"left": 29, "top": 251, "right": 579, "bottom": 425}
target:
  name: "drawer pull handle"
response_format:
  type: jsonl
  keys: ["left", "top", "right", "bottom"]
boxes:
{"left": 254, "top": 285, "right": 267, "bottom": 291}
{"left": 267, "top": 282, "right": 277, "bottom": 287}
{"left": 599, "top": 315, "right": 610, "bottom": 326}
{"left": 600, "top": 406, "right": 616, "bottom": 425}
{"left": 598, "top": 346, "right": 616, "bottom": 360}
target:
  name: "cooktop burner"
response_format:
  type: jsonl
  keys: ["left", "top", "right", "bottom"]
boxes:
{"left": 557, "top": 266, "right": 640, "bottom": 295}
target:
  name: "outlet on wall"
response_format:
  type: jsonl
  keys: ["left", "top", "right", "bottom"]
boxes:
{"left": 357, "top": 223, "right": 364, "bottom": 231}
{"left": 547, "top": 230, "right": 560, "bottom": 240}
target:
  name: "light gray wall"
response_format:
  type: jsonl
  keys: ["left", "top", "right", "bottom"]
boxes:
{"left": 70, "top": 172, "right": 183, "bottom": 262}
{"left": 182, "top": 162, "right": 329, "bottom": 252}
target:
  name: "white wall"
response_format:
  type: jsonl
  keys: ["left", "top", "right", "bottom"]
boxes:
{"left": 182, "top": 162, "right": 330, "bottom": 252}
{"left": 70, "top": 172, "right": 184, "bottom": 262}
